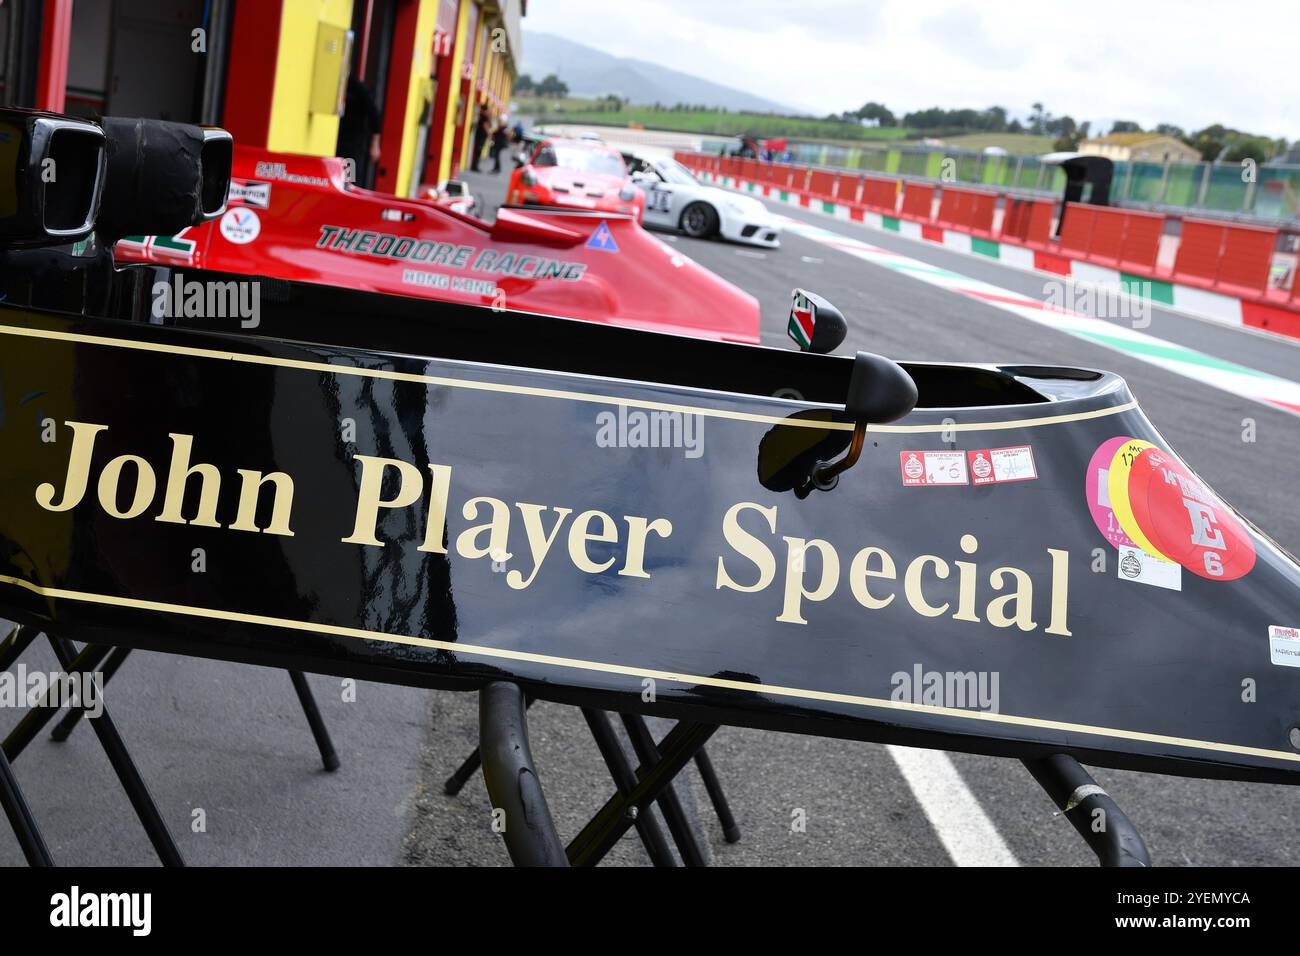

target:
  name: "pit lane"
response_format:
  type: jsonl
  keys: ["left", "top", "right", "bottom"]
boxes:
{"left": 1, "top": 168, "right": 1297, "bottom": 867}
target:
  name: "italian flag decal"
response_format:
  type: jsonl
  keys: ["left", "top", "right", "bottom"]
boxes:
{"left": 788, "top": 290, "right": 815, "bottom": 350}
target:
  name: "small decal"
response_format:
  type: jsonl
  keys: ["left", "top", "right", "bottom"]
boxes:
{"left": 901, "top": 451, "right": 968, "bottom": 486}
{"left": 1268, "top": 626, "right": 1300, "bottom": 668}
{"left": 788, "top": 290, "right": 815, "bottom": 349}
{"left": 1116, "top": 544, "right": 1182, "bottom": 591}
{"left": 219, "top": 207, "right": 260, "bottom": 244}
{"left": 586, "top": 221, "right": 619, "bottom": 252}
{"left": 967, "top": 445, "right": 1036, "bottom": 485}
{"left": 228, "top": 179, "right": 271, "bottom": 208}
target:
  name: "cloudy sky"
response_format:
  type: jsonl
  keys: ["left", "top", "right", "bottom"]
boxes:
{"left": 525, "top": 0, "right": 1298, "bottom": 141}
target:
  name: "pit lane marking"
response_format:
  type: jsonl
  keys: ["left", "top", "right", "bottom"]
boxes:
{"left": 886, "top": 745, "right": 1019, "bottom": 867}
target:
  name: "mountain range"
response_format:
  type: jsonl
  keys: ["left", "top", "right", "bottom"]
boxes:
{"left": 520, "top": 31, "right": 801, "bottom": 115}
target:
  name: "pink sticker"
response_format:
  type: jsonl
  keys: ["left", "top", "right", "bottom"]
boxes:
{"left": 1085, "top": 436, "right": 1136, "bottom": 549}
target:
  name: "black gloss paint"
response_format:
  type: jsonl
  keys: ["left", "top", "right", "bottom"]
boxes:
{"left": 2, "top": 304, "right": 1299, "bottom": 783}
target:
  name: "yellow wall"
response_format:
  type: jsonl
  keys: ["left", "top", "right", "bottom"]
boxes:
{"left": 267, "top": 0, "right": 355, "bottom": 156}
{"left": 436, "top": 0, "right": 473, "bottom": 183}
{"left": 457, "top": 20, "right": 486, "bottom": 167}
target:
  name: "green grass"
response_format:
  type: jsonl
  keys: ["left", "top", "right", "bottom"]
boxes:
{"left": 516, "top": 96, "right": 915, "bottom": 143}
{"left": 935, "top": 133, "right": 1057, "bottom": 154}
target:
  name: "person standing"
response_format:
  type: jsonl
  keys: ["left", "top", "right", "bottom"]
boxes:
{"left": 337, "top": 75, "right": 382, "bottom": 188}
{"left": 471, "top": 104, "right": 492, "bottom": 172}
{"left": 491, "top": 119, "right": 511, "bottom": 173}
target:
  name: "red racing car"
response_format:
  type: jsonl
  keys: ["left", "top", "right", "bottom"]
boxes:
{"left": 116, "top": 145, "right": 756, "bottom": 343}
{"left": 507, "top": 137, "right": 645, "bottom": 222}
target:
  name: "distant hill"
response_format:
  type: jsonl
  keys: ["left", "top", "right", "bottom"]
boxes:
{"left": 520, "top": 31, "right": 802, "bottom": 116}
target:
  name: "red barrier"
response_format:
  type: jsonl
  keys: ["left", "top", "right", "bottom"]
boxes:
{"left": 1087, "top": 207, "right": 1125, "bottom": 265}
{"left": 934, "top": 188, "right": 996, "bottom": 236}
{"left": 833, "top": 174, "right": 862, "bottom": 205}
{"left": 739, "top": 158, "right": 762, "bottom": 183}
{"left": 1025, "top": 200, "right": 1055, "bottom": 248}
{"left": 1119, "top": 210, "right": 1163, "bottom": 273}
{"left": 969, "top": 192, "right": 995, "bottom": 236}
{"left": 860, "top": 176, "right": 897, "bottom": 212}
{"left": 936, "top": 188, "right": 973, "bottom": 229}
{"left": 1173, "top": 220, "right": 1226, "bottom": 285}
{"left": 807, "top": 169, "right": 836, "bottom": 201}
{"left": 900, "top": 182, "right": 934, "bottom": 221}
{"left": 1058, "top": 203, "right": 1095, "bottom": 256}
{"left": 1218, "top": 223, "right": 1277, "bottom": 294}
{"left": 999, "top": 197, "right": 1030, "bottom": 242}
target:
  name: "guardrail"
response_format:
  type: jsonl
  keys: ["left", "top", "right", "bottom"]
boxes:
{"left": 676, "top": 151, "right": 1300, "bottom": 341}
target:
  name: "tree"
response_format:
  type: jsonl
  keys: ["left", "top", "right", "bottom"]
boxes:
{"left": 1154, "top": 122, "right": 1186, "bottom": 139}
{"left": 856, "top": 101, "right": 896, "bottom": 127}
{"left": 1109, "top": 120, "right": 1142, "bottom": 134}
{"left": 515, "top": 73, "right": 535, "bottom": 94}
{"left": 1028, "top": 102, "right": 1046, "bottom": 135}
{"left": 535, "top": 73, "right": 569, "bottom": 98}
{"left": 1224, "top": 140, "right": 1267, "bottom": 165}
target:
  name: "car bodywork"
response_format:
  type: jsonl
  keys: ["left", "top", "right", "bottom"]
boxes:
{"left": 114, "top": 144, "right": 759, "bottom": 343}
{"left": 624, "top": 150, "right": 781, "bottom": 247}
{"left": 506, "top": 138, "right": 645, "bottom": 221}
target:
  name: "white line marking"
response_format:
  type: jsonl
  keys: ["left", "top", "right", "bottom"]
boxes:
{"left": 734, "top": 249, "right": 767, "bottom": 259}
{"left": 886, "top": 745, "right": 1020, "bottom": 866}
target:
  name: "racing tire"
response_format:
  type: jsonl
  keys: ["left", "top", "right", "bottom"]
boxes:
{"left": 680, "top": 202, "right": 719, "bottom": 239}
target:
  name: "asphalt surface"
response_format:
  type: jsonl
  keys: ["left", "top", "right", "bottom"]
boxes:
{"left": 2, "top": 166, "right": 1298, "bottom": 867}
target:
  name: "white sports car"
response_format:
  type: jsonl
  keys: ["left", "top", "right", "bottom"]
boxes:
{"left": 623, "top": 151, "right": 781, "bottom": 248}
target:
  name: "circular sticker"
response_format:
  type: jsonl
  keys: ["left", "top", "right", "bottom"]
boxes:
{"left": 903, "top": 453, "right": 923, "bottom": 480}
{"left": 1107, "top": 438, "right": 1169, "bottom": 560}
{"left": 971, "top": 453, "right": 991, "bottom": 480}
{"left": 1084, "top": 436, "right": 1137, "bottom": 548}
{"left": 1126, "top": 447, "right": 1256, "bottom": 581}
{"left": 220, "top": 207, "right": 261, "bottom": 244}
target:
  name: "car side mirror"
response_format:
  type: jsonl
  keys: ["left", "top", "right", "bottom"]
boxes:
{"left": 783, "top": 289, "right": 918, "bottom": 492}
{"left": 0, "top": 109, "right": 105, "bottom": 247}
{"left": 788, "top": 288, "right": 847, "bottom": 354}
{"left": 805, "top": 350, "right": 917, "bottom": 492}
{"left": 514, "top": 156, "right": 525, "bottom": 168}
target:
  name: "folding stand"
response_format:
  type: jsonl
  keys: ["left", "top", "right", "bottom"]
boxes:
{"left": 446, "top": 694, "right": 741, "bottom": 865}
{"left": 0, "top": 624, "right": 343, "bottom": 866}
{"left": 479, "top": 681, "right": 1153, "bottom": 867}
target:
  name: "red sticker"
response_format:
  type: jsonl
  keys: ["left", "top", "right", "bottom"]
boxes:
{"left": 968, "top": 446, "right": 1036, "bottom": 485}
{"left": 1125, "top": 447, "right": 1256, "bottom": 581}
{"left": 900, "top": 451, "right": 968, "bottom": 486}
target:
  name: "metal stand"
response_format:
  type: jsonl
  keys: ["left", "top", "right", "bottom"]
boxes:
{"left": 0, "top": 746, "right": 53, "bottom": 866}
{"left": 1023, "top": 753, "right": 1151, "bottom": 867}
{"left": 448, "top": 698, "right": 740, "bottom": 856}
{"left": 582, "top": 708, "right": 678, "bottom": 866}
{"left": 479, "top": 681, "right": 723, "bottom": 867}
{"left": 288, "top": 671, "right": 341, "bottom": 772}
{"left": 38, "top": 649, "right": 340, "bottom": 773}
{"left": 44, "top": 633, "right": 185, "bottom": 865}
{"left": 478, "top": 682, "right": 568, "bottom": 866}
{"left": 50, "top": 646, "right": 132, "bottom": 742}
